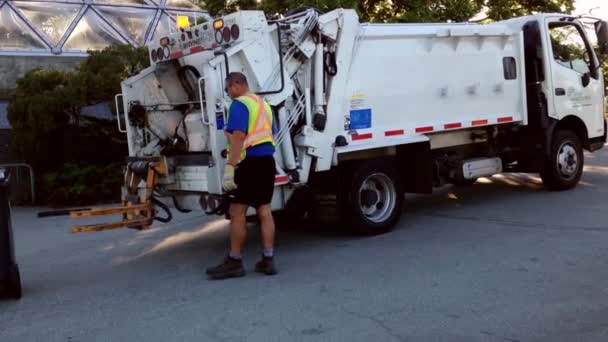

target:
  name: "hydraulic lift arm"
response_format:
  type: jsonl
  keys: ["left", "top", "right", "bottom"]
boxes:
{"left": 69, "top": 157, "right": 169, "bottom": 233}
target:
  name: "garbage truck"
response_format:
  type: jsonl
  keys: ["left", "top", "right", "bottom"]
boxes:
{"left": 70, "top": 8, "right": 608, "bottom": 235}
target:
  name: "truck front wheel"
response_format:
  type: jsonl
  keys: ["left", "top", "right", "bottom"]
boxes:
{"left": 540, "top": 130, "right": 584, "bottom": 191}
{"left": 339, "top": 160, "right": 403, "bottom": 235}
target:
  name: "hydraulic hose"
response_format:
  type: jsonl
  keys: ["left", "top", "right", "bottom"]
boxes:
{"left": 152, "top": 197, "right": 173, "bottom": 223}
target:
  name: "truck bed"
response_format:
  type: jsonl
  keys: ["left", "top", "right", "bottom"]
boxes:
{"left": 341, "top": 23, "right": 527, "bottom": 144}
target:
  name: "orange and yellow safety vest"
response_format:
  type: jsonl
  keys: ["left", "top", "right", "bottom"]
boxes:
{"left": 227, "top": 94, "right": 275, "bottom": 160}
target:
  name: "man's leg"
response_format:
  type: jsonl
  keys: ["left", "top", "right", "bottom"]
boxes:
{"left": 257, "top": 204, "right": 275, "bottom": 252}
{"left": 205, "top": 203, "right": 248, "bottom": 279}
{"left": 229, "top": 203, "right": 249, "bottom": 258}
{"left": 255, "top": 204, "right": 277, "bottom": 275}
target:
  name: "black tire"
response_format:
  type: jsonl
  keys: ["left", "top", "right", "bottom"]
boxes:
{"left": 338, "top": 159, "right": 404, "bottom": 235}
{"left": 8, "top": 264, "right": 21, "bottom": 300}
{"left": 273, "top": 187, "right": 313, "bottom": 227}
{"left": 540, "top": 130, "right": 584, "bottom": 191}
{"left": 281, "top": 187, "right": 313, "bottom": 220}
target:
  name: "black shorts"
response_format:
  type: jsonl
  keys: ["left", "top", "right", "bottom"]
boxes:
{"left": 233, "top": 156, "right": 276, "bottom": 208}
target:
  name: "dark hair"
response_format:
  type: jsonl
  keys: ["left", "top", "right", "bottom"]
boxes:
{"left": 225, "top": 72, "right": 248, "bottom": 86}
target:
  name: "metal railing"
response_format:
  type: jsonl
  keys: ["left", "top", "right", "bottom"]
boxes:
{"left": 0, "top": 163, "right": 34, "bottom": 204}
{"left": 115, "top": 94, "right": 127, "bottom": 133}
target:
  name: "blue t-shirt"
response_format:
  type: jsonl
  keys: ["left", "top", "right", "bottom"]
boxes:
{"left": 226, "top": 100, "right": 278, "bottom": 157}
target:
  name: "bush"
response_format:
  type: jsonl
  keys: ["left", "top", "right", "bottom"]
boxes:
{"left": 8, "top": 44, "right": 149, "bottom": 206}
{"left": 43, "top": 162, "right": 124, "bottom": 207}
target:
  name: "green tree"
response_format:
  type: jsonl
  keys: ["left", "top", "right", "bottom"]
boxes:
{"left": 481, "top": 0, "right": 574, "bottom": 21}
{"left": 391, "top": 0, "right": 483, "bottom": 23}
{"left": 8, "top": 69, "right": 77, "bottom": 173}
{"left": 198, "top": 0, "right": 356, "bottom": 17}
{"left": 8, "top": 44, "right": 149, "bottom": 205}
{"left": 196, "top": 0, "right": 575, "bottom": 22}
{"left": 75, "top": 44, "right": 149, "bottom": 106}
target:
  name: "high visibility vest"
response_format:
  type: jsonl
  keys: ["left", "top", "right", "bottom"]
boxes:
{"left": 227, "top": 94, "right": 275, "bottom": 160}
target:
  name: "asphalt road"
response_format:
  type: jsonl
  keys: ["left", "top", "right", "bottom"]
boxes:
{"left": 1, "top": 145, "right": 608, "bottom": 342}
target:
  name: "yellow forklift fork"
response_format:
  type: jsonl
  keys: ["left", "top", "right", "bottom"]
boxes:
{"left": 70, "top": 157, "right": 168, "bottom": 233}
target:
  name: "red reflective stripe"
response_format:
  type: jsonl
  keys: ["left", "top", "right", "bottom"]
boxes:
{"left": 498, "top": 116, "right": 513, "bottom": 123}
{"left": 415, "top": 126, "right": 434, "bottom": 133}
{"left": 385, "top": 129, "right": 404, "bottom": 136}
{"left": 170, "top": 50, "right": 183, "bottom": 59}
{"left": 212, "top": 43, "right": 220, "bottom": 48}
{"left": 352, "top": 133, "right": 373, "bottom": 140}
{"left": 275, "top": 175, "right": 289, "bottom": 184}
{"left": 190, "top": 46, "right": 204, "bottom": 53}
{"left": 472, "top": 120, "right": 488, "bottom": 126}
{"left": 444, "top": 123, "right": 462, "bottom": 129}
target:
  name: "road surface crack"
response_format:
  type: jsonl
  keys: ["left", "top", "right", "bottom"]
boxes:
{"left": 481, "top": 330, "right": 520, "bottom": 342}
{"left": 344, "top": 310, "right": 407, "bottom": 342}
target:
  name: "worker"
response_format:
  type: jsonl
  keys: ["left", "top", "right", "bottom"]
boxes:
{"left": 206, "top": 72, "right": 278, "bottom": 280}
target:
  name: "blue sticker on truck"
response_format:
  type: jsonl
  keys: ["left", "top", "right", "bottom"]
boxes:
{"left": 216, "top": 111, "right": 224, "bottom": 130}
{"left": 349, "top": 109, "right": 372, "bottom": 129}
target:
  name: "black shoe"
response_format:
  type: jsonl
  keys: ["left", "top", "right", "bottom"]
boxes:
{"left": 255, "top": 256, "right": 278, "bottom": 275}
{"left": 206, "top": 257, "right": 245, "bottom": 279}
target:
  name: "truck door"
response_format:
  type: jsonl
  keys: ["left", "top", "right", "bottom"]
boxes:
{"left": 545, "top": 18, "right": 605, "bottom": 138}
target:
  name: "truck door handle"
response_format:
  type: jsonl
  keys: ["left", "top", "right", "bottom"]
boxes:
{"left": 555, "top": 88, "right": 566, "bottom": 96}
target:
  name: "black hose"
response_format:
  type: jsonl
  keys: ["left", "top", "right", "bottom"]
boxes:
{"left": 172, "top": 114, "right": 190, "bottom": 151}
{"left": 258, "top": 22, "right": 285, "bottom": 95}
{"left": 205, "top": 195, "right": 231, "bottom": 216}
{"left": 175, "top": 64, "right": 202, "bottom": 151}
{"left": 153, "top": 189, "right": 192, "bottom": 213}
{"left": 177, "top": 64, "right": 201, "bottom": 102}
{"left": 172, "top": 195, "right": 191, "bottom": 213}
{"left": 152, "top": 197, "right": 173, "bottom": 223}
{"left": 324, "top": 50, "right": 337, "bottom": 76}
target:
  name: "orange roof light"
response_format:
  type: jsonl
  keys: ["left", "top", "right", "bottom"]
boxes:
{"left": 159, "top": 37, "right": 170, "bottom": 46}
{"left": 177, "top": 16, "right": 190, "bottom": 29}
{"left": 213, "top": 19, "right": 224, "bottom": 30}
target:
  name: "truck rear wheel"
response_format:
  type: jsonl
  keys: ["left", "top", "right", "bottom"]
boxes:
{"left": 540, "top": 130, "right": 584, "bottom": 191}
{"left": 338, "top": 160, "right": 403, "bottom": 235}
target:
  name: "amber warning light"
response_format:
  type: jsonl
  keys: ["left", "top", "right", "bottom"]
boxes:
{"left": 177, "top": 16, "right": 191, "bottom": 29}
{"left": 213, "top": 19, "right": 224, "bottom": 30}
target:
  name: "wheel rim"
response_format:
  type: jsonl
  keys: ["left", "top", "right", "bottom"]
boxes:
{"left": 357, "top": 173, "right": 397, "bottom": 223}
{"left": 556, "top": 141, "right": 579, "bottom": 180}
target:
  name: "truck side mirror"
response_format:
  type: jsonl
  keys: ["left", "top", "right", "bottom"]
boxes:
{"left": 595, "top": 20, "right": 608, "bottom": 55}
{"left": 582, "top": 72, "right": 591, "bottom": 87}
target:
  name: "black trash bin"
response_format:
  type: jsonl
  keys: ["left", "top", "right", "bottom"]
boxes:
{"left": 0, "top": 169, "right": 21, "bottom": 300}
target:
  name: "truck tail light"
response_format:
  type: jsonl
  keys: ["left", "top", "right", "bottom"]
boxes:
{"left": 230, "top": 24, "right": 240, "bottom": 40}
{"left": 223, "top": 27, "right": 231, "bottom": 42}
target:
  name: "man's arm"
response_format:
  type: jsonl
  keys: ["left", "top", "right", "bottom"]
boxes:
{"left": 227, "top": 131, "right": 245, "bottom": 166}
{"left": 225, "top": 101, "right": 250, "bottom": 166}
